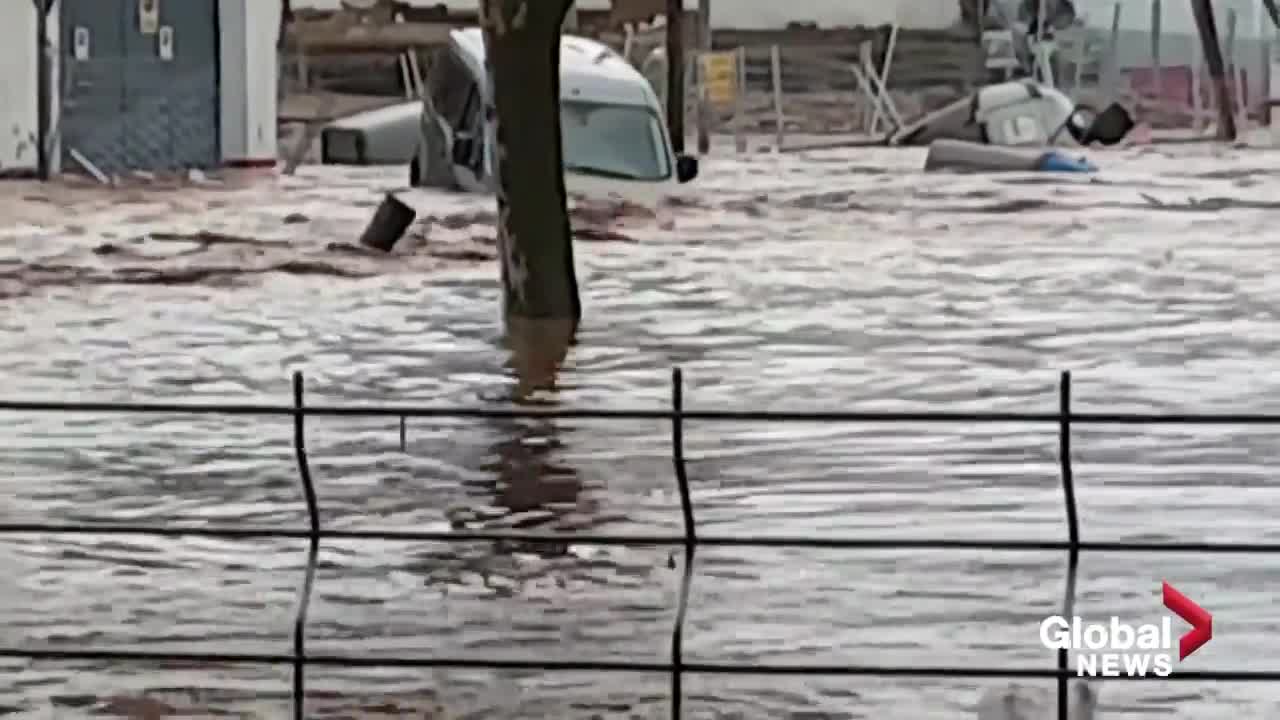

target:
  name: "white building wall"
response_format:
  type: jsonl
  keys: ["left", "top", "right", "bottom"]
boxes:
{"left": 0, "top": 0, "right": 58, "bottom": 176}
{"left": 218, "top": 0, "right": 281, "bottom": 166}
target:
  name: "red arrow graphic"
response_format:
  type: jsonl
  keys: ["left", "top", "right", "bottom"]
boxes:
{"left": 1163, "top": 581, "right": 1212, "bottom": 661}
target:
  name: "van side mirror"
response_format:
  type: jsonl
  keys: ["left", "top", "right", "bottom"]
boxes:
{"left": 675, "top": 154, "right": 699, "bottom": 183}
{"left": 451, "top": 135, "right": 474, "bottom": 166}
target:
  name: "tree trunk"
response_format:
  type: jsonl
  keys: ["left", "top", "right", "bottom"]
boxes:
{"left": 34, "top": 0, "right": 51, "bottom": 180}
{"left": 665, "top": 0, "right": 686, "bottom": 153}
{"left": 479, "top": 0, "right": 581, "bottom": 330}
{"left": 278, "top": 0, "right": 292, "bottom": 50}
{"left": 1263, "top": 0, "right": 1280, "bottom": 29}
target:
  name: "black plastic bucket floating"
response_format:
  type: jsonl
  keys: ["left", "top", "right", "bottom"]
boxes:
{"left": 358, "top": 193, "right": 417, "bottom": 252}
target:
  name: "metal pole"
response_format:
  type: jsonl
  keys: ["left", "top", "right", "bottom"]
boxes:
{"left": 1104, "top": 3, "right": 1121, "bottom": 104}
{"left": 665, "top": 0, "right": 685, "bottom": 153}
{"left": 1192, "top": 39, "right": 1204, "bottom": 131}
{"left": 734, "top": 45, "right": 746, "bottom": 153}
{"left": 1257, "top": 0, "right": 1269, "bottom": 124}
{"left": 1272, "top": 23, "right": 1280, "bottom": 129}
{"left": 1151, "top": 0, "right": 1163, "bottom": 102}
{"left": 1224, "top": 9, "right": 1247, "bottom": 123}
{"left": 695, "top": 0, "right": 711, "bottom": 154}
{"left": 1035, "top": 0, "right": 1047, "bottom": 83}
{"left": 770, "top": 44, "right": 784, "bottom": 151}
{"left": 34, "top": 0, "right": 50, "bottom": 180}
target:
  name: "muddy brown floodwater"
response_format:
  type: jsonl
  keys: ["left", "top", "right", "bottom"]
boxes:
{"left": 2, "top": 139, "right": 1280, "bottom": 719}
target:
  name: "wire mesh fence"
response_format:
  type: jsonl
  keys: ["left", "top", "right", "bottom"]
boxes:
{"left": 1, "top": 368, "right": 1279, "bottom": 719}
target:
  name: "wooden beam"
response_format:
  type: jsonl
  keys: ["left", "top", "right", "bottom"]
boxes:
{"left": 285, "top": 20, "right": 453, "bottom": 53}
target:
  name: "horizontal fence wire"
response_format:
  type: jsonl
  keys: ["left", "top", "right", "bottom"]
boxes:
{"left": 0, "top": 369, "right": 1278, "bottom": 720}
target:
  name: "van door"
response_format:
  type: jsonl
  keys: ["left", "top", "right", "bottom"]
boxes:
{"left": 449, "top": 85, "right": 487, "bottom": 192}
{"left": 425, "top": 48, "right": 483, "bottom": 190}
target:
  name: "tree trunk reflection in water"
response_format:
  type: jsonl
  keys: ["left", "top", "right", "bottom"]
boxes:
{"left": 486, "top": 315, "right": 583, "bottom": 555}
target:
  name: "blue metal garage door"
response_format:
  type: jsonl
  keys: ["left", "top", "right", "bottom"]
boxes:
{"left": 60, "top": 0, "right": 220, "bottom": 175}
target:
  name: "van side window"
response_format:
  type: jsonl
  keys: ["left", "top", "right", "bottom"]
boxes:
{"left": 458, "top": 85, "right": 479, "bottom": 133}
{"left": 429, "top": 49, "right": 474, "bottom": 130}
{"left": 426, "top": 49, "right": 454, "bottom": 111}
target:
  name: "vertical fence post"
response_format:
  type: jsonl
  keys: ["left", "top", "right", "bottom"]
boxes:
{"left": 34, "top": 0, "right": 51, "bottom": 181}
{"left": 1272, "top": 23, "right": 1280, "bottom": 131}
{"left": 1193, "top": 40, "right": 1205, "bottom": 131}
{"left": 770, "top": 45, "right": 784, "bottom": 152}
{"left": 1225, "top": 9, "right": 1240, "bottom": 125}
{"left": 1104, "top": 3, "right": 1122, "bottom": 105}
{"left": 1260, "top": 3, "right": 1273, "bottom": 126}
{"left": 1151, "top": 0, "right": 1163, "bottom": 102}
{"left": 291, "top": 371, "right": 321, "bottom": 720}
{"left": 669, "top": 367, "right": 697, "bottom": 720}
{"left": 1057, "top": 371, "right": 1080, "bottom": 720}
{"left": 868, "top": 25, "right": 900, "bottom": 135}
{"left": 696, "top": 0, "right": 712, "bottom": 155}
{"left": 735, "top": 45, "right": 747, "bottom": 153}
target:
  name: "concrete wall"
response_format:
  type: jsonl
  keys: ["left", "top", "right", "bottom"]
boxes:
{"left": 1076, "top": 0, "right": 1266, "bottom": 37}
{"left": 0, "top": 0, "right": 57, "bottom": 175}
{"left": 1073, "top": 0, "right": 1273, "bottom": 104}
{"left": 219, "top": 0, "right": 281, "bottom": 166}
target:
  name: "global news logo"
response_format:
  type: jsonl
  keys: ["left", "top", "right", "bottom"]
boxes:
{"left": 1038, "top": 582, "right": 1212, "bottom": 677}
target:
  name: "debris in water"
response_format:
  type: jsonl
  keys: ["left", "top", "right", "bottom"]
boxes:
{"left": 358, "top": 193, "right": 417, "bottom": 252}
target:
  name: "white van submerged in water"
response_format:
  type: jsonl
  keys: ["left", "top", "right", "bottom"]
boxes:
{"left": 410, "top": 28, "right": 699, "bottom": 204}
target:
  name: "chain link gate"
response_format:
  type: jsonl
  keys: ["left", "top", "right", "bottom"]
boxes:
{"left": 59, "top": 0, "right": 219, "bottom": 177}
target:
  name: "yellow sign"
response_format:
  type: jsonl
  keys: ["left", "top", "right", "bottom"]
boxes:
{"left": 699, "top": 51, "right": 738, "bottom": 107}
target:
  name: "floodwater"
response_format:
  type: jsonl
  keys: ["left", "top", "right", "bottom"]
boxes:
{"left": 2, "top": 139, "right": 1280, "bottom": 719}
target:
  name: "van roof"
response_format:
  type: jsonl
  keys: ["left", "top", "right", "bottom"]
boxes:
{"left": 450, "top": 27, "right": 657, "bottom": 108}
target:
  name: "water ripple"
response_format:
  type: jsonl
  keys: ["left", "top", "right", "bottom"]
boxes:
{"left": 2, "top": 141, "right": 1280, "bottom": 718}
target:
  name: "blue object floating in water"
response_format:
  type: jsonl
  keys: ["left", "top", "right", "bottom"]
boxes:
{"left": 1036, "top": 150, "right": 1097, "bottom": 173}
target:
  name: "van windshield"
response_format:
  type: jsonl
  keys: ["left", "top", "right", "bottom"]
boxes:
{"left": 560, "top": 101, "right": 671, "bottom": 182}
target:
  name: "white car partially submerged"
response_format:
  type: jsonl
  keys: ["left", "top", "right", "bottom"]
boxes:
{"left": 410, "top": 28, "right": 698, "bottom": 205}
